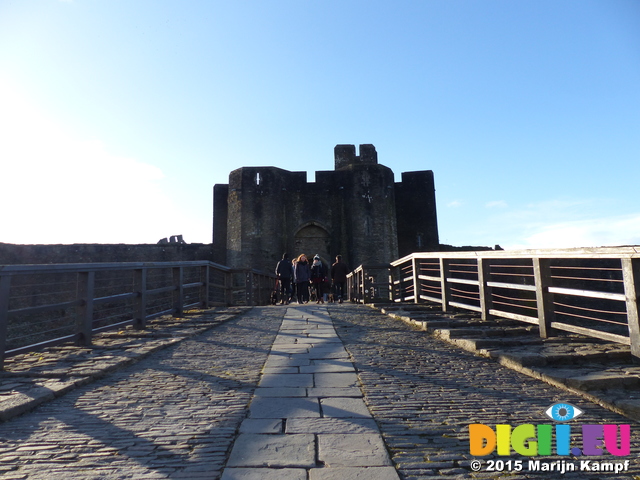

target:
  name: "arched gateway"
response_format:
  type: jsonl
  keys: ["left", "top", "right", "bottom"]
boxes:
{"left": 294, "top": 223, "right": 331, "bottom": 263}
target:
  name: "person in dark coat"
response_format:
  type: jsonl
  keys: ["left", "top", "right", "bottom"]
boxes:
{"left": 275, "top": 253, "right": 293, "bottom": 304}
{"left": 331, "top": 255, "right": 349, "bottom": 303}
{"left": 310, "top": 254, "right": 327, "bottom": 304}
{"left": 294, "top": 254, "right": 311, "bottom": 304}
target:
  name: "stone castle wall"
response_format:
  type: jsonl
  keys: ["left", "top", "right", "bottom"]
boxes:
{"left": 0, "top": 243, "right": 216, "bottom": 265}
{"left": 214, "top": 144, "right": 439, "bottom": 273}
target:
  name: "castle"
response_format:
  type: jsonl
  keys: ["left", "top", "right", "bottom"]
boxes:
{"left": 213, "top": 144, "right": 439, "bottom": 273}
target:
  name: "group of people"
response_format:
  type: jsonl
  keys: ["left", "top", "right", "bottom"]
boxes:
{"left": 275, "top": 253, "right": 349, "bottom": 305}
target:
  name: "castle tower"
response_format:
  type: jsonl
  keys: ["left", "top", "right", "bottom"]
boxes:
{"left": 213, "top": 145, "right": 438, "bottom": 273}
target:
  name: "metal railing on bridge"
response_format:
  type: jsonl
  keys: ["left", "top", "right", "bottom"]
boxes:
{"left": 347, "top": 247, "right": 640, "bottom": 359}
{"left": 0, "top": 261, "right": 275, "bottom": 368}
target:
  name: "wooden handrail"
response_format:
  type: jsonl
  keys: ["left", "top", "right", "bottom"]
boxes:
{"left": 0, "top": 261, "right": 276, "bottom": 368}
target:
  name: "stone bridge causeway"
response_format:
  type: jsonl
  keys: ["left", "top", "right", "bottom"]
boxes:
{"left": 0, "top": 304, "right": 639, "bottom": 480}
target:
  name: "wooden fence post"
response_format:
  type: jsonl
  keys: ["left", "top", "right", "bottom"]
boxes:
{"left": 173, "top": 266, "right": 184, "bottom": 316}
{"left": 478, "top": 258, "right": 493, "bottom": 321}
{"left": 363, "top": 267, "right": 371, "bottom": 304}
{"left": 439, "top": 258, "right": 451, "bottom": 312}
{"left": 389, "top": 265, "right": 397, "bottom": 302}
{"left": 412, "top": 257, "right": 420, "bottom": 304}
{"left": 533, "top": 257, "right": 555, "bottom": 339}
{"left": 201, "top": 265, "right": 210, "bottom": 308}
{"left": 246, "top": 271, "right": 254, "bottom": 306}
{"left": 134, "top": 268, "right": 147, "bottom": 330}
{"left": 76, "top": 271, "right": 95, "bottom": 346}
{"left": 0, "top": 275, "right": 12, "bottom": 369}
{"left": 256, "top": 273, "right": 262, "bottom": 305}
{"left": 622, "top": 258, "right": 640, "bottom": 359}
{"left": 225, "top": 271, "right": 233, "bottom": 306}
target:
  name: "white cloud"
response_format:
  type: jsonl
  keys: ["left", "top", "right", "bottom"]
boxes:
{"left": 0, "top": 77, "right": 178, "bottom": 244}
{"left": 485, "top": 200, "right": 507, "bottom": 209}
{"left": 447, "top": 200, "right": 463, "bottom": 208}
{"left": 512, "top": 214, "right": 640, "bottom": 249}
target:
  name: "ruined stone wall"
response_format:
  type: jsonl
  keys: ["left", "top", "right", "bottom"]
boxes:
{"left": 0, "top": 243, "right": 217, "bottom": 265}
{"left": 395, "top": 170, "right": 439, "bottom": 257}
{"left": 212, "top": 184, "right": 229, "bottom": 264}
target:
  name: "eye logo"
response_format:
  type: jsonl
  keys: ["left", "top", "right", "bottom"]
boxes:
{"left": 545, "top": 403, "right": 583, "bottom": 422}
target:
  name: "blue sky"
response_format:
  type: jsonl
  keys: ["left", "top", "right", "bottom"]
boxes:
{"left": 1, "top": 0, "right": 639, "bottom": 250}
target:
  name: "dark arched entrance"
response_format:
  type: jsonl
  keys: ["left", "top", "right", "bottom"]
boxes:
{"left": 294, "top": 223, "right": 331, "bottom": 263}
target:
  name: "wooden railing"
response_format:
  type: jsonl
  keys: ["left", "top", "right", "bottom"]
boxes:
{"left": 348, "top": 247, "right": 640, "bottom": 358}
{"left": 0, "top": 261, "right": 275, "bottom": 367}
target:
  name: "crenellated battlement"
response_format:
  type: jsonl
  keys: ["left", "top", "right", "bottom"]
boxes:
{"left": 334, "top": 144, "right": 378, "bottom": 170}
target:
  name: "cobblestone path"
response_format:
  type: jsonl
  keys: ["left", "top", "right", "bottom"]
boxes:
{"left": 0, "top": 307, "right": 284, "bottom": 480}
{"left": 1, "top": 304, "right": 640, "bottom": 480}
{"left": 329, "top": 305, "right": 640, "bottom": 480}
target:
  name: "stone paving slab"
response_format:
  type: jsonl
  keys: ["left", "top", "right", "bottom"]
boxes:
{"left": 254, "top": 386, "right": 307, "bottom": 396}
{"left": 285, "top": 417, "right": 380, "bottom": 434}
{"left": 259, "top": 373, "right": 314, "bottom": 388}
{"left": 308, "top": 466, "right": 400, "bottom": 480}
{"left": 320, "top": 397, "right": 372, "bottom": 418}
{"left": 221, "top": 305, "right": 401, "bottom": 480}
{"left": 314, "top": 372, "right": 359, "bottom": 387}
{"left": 239, "top": 418, "right": 283, "bottom": 434}
{"left": 318, "top": 434, "right": 393, "bottom": 467}
{"left": 226, "top": 434, "right": 316, "bottom": 467}
{"left": 249, "top": 397, "right": 321, "bottom": 418}
{"left": 221, "top": 468, "right": 307, "bottom": 480}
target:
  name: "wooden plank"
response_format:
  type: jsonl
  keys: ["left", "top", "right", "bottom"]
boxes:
{"left": 0, "top": 260, "right": 224, "bottom": 275}
{"left": 147, "top": 285, "right": 177, "bottom": 296}
{"left": 93, "top": 292, "right": 139, "bottom": 304}
{"left": 446, "top": 277, "right": 479, "bottom": 286}
{"left": 417, "top": 274, "right": 441, "bottom": 282}
{"left": 548, "top": 286, "right": 626, "bottom": 301}
{"left": 7, "top": 299, "right": 83, "bottom": 317}
{"left": 449, "top": 301, "right": 482, "bottom": 312}
{"left": 419, "top": 295, "right": 442, "bottom": 304}
{"left": 487, "top": 282, "right": 537, "bottom": 291}
{"left": 92, "top": 318, "right": 135, "bottom": 334}
{"left": 489, "top": 309, "right": 539, "bottom": 325}
{"left": 5, "top": 333, "right": 78, "bottom": 357}
{"left": 550, "top": 321, "right": 631, "bottom": 345}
